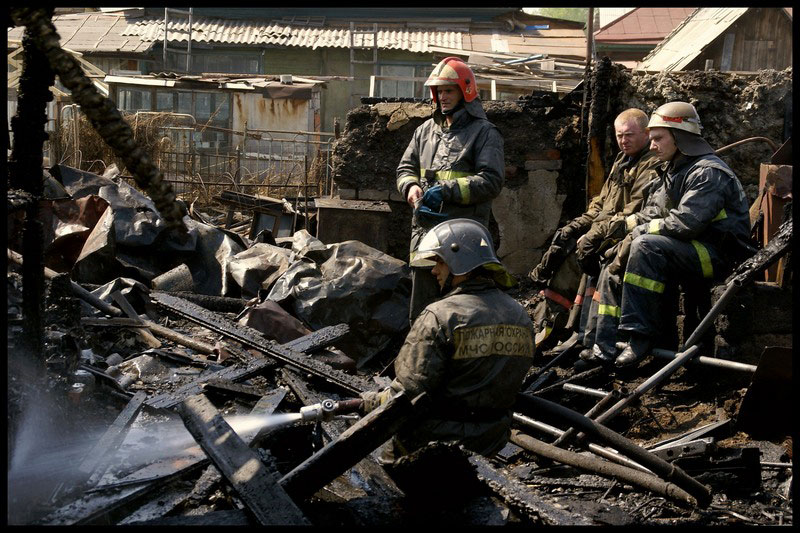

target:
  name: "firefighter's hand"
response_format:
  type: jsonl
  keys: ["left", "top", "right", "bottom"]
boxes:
{"left": 407, "top": 185, "right": 423, "bottom": 208}
{"left": 360, "top": 389, "right": 393, "bottom": 415}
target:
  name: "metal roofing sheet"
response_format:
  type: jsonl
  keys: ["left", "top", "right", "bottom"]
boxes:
{"left": 595, "top": 8, "right": 696, "bottom": 44}
{"left": 122, "top": 17, "right": 463, "bottom": 52}
{"left": 7, "top": 13, "right": 153, "bottom": 54}
{"left": 638, "top": 7, "right": 748, "bottom": 71}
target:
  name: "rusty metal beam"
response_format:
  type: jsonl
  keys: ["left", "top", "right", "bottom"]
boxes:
{"left": 178, "top": 393, "right": 309, "bottom": 525}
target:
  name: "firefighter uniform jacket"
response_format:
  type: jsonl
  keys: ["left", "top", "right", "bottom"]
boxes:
{"left": 571, "top": 147, "right": 661, "bottom": 233}
{"left": 396, "top": 99, "right": 505, "bottom": 258}
{"left": 616, "top": 153, "right": 751, "bottom": 338}
{"left": 387, "top": 277, "right": 535, "bottom": 457}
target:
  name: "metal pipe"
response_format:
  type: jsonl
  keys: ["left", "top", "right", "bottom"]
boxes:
{"left": 715, "top": 136, "right": 779, "bottom": 155}
{"left": 513, "top": 413, "right": 653, "bottom": 474}
{"left": 532, "top": 365, "right": 602, "bottom": 395}
{"left": 515, "top": 393, "right": 712, "bottom": 507}
{"left": 552, "top": 388, "right": 624, "bottom": 448}
{"left": 647, "top": 347, "right": 756, "bottom": 373}
{"left": 510, "top": 430, "right": 698, "bottom": 508}
{"left": 593, "top": 345, "right": 702, "bottom": 427}
{"left": 562, "top": 383, "right": 609, "bottom": 399}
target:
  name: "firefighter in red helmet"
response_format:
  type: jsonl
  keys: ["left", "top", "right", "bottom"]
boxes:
{"left": 397, "top": 57, "right": 506, "bottom": 323}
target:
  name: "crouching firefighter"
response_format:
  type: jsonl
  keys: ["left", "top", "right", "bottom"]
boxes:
{"left": 397, "top": 56, "right": 505, "bottom": 325}
{"left": 360, "top": 219, "right": 535, "bottom": 463}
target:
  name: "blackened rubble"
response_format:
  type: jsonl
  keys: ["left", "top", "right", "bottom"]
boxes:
{"left": 7, "top": 9, "right": 793, "bottom": 524}
{"left": 7, "top": 176, "right": 793, "bottom": 526}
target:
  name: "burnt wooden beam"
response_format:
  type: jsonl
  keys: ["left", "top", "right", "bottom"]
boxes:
{"left": 40, "top": 389, "right": 288, "bottom": 525}
{"left": 150, "top": 292, "right": 372, "bottom": 394}
{"left": 145, "top": 324, "right": 351, "bottom": 410}
{"left": 279, "top": 368, "right": 404, "bottom": 501}
{"left": 202, "top": 379, "right": 266, "bottom": 401}
{"left": 151, "top": 291, "right": 369, "bottom": 395}
{"left": 79, "top": 392, "right": 148, "bottom": 487}
{"left": 279, "top": 391, "right": 423, "bottom": 502}
{"left": 111, "top": 291, "right": 161, "bottom": 348}
{"left": 178, "top": 393, "right": 309, "bottom": 525}
{"left": 469, "top": 451, "right": 595, "bottom": 525}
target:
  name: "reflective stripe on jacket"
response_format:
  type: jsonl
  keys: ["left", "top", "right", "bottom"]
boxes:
{"left": 397, "top": 99, "right": 504, "bottom": 242}
{"left": 630, "top": 154, "right": 750, "bottom": 247}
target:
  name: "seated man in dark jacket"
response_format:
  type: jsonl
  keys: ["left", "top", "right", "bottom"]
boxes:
{"left": 361, "top": 218, "right": 535, "bottom": 462}
{"left": 528, "top": 109, "right": 659, "bottom": 351}
{"left": 581, "top": 101, "right": 751, "bottom": 368}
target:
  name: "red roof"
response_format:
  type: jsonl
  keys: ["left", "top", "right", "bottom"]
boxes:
{"left": 595, "top": 7, "right": 696, "bottom": 45}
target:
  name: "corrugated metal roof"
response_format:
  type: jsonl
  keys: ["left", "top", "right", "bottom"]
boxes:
{"left": 122, "top": 17, "right": 463, "bottom": 52}
{"left": 7, "top": 13, "right": 153, "bottom": 54}
{"left": 595, "top": 8, "right": 696, "bottom": 45}
{"left": 638, "top": 8, "right": 748, "bottom": 71}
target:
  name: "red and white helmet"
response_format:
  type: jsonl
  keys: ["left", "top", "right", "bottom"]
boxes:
{"left": 424, "top": 56, "right": 478, "bottom": 104}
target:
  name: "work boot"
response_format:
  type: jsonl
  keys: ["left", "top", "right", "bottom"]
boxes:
{"left": 591, "top": 343, "right": 616, "bottom": 364}
{"left": 615, "top": 334, "right": 652, "bottom": 368}
{"left": 547, "top": 331, "right": 582, "bottom": 357}
{"left": 578, "top": 347, "right": 595, "bottom": 361}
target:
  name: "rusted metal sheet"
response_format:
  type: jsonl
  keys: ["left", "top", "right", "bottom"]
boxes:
{"left": 178, "top": 393, "right": 309, "bottom": 525}
{"left": 150, "top": 291, "right": 370, "bottom": 395}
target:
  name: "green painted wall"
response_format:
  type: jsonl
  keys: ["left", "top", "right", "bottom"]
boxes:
{"left": 261, "top": 46, "right": 433, "bottom": 132}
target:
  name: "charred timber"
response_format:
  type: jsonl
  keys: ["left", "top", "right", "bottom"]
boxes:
{"left": 469, "top": 451, "right": 595, "bottom": 525}
{"left": 279, "top": 391, "right": 422, "bottom": 502}
{"left": 151, "top": 292, "right": 371, "bottom": 395}
{"left": 145, "top": 323, "right": 352, "bottom": 409}
{"left": 178, "top": 394, "right": 309, "bottom": 525}
{"left": 10, "top": 23, "right": 56, "bottom": 370}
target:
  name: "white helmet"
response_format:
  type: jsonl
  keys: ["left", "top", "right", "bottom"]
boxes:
{"left": 647, "top": 101, "right": 703, "bottom": 135}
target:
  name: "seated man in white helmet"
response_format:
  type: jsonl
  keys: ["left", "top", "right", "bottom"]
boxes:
{"left": 361, "top": 218, "right": 535, "bottom": 462}
{"left": 580, "top": 101, "right": 752, "bottom": 369}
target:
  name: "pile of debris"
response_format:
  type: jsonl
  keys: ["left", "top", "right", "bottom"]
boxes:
{"left": 7, "top": 160, "right": 793, "bottom": 526}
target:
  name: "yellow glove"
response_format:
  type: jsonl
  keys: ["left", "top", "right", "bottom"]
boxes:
{"left": 360, "top": 388, "right": 393, "bottom": 415}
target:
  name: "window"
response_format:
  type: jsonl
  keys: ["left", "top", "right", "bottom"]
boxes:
{"left": 117, "top": 88, "right": 151, "bottom": 111}
{"left": 378, "top": 64, "right": 429, "bottom": 98}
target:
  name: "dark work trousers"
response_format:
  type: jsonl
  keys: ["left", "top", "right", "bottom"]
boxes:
{"left": 618, "top": 234, "right": 726, "bottom": 339}
{"left": 586, "top": 266, "right": 625, "bottom": 356}
{"left": 577, "top": 275, "right": 596, "bottom": 344}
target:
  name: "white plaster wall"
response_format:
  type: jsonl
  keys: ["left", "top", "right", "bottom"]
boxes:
{"left": 493, "top": 169, "right": 566, "bottom": 277}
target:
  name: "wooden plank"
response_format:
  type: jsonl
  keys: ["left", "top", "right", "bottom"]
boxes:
{"left": 178, "top": 394, "right": 309, "bottom": 525}
{"left": 145, "top": 324, "right": 351, "bottom": 410}
{"left": 111, "top": 291, "right": 161, "bottom": 348}
{"left": 279, "top": 391, "right": 422, "bottom": 502}
{"left": 78, "top": 391, "right": 148, "bottom": 486}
